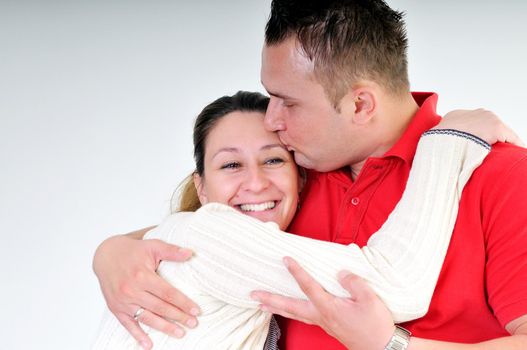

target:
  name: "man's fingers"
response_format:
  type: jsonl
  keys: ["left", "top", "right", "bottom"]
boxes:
{"left": 251, "top": 290, "right": 313, "bottom": 321}
{"left": 337, "top": 270, "right": 372, "bottom": 301}
{"left": 252, "top": 257, "right": 336, "bottom": 326}
{"left": 257, "top": 304, "right": 313, "bottom": 325}
{"left": 283, "top": 257, "right": 332, "bottom": 307}
{"left": 143, "top": 273, "right": 201, "bottom": 317}
{"left": 117, "top": 313, "right": 153, "bottom": 350}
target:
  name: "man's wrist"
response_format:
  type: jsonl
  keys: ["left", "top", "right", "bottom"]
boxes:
{"left": 384, "top": 325, "right": 411, "bottom": 350}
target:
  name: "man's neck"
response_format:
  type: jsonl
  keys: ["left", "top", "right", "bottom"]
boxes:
{"left": 350, "top": 92, "right": 419, "bottom": 179}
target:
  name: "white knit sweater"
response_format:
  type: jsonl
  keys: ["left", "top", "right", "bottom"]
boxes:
{"left": 93, "top": 130, "right": 490, "bottom": 350}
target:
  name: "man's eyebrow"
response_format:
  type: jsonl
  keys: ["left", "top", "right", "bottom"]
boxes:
{"left": 269, "top": 91, "right": 292, "bottom": 100}
{"left": 261, "top": 81, "right": 295, "bottom": 101}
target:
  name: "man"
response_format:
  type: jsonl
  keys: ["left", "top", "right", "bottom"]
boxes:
{"left": 252, "top": 1, "right": 527, "bottom": 349}
{"left": 93, "top": 1, "right": 527, "bottom": 349}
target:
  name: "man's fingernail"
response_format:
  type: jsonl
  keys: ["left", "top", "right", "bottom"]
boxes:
{"left": 250, "top": 293, "right": 260, "bottom": 302}
{"left": 190, "top": 307, "right": 200, "bottom": 316}
{"left": 282, "top": 257, "right": 290, "bottom": 268}
{"left": 139, "top": 341, "right": 150, "bottom": 350}
{"left": 186, "top": 318, "right": 197, "bottom": 328}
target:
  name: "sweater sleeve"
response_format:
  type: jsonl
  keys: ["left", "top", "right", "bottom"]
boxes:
{"left": 171, "top": 130, "right": 490, "bottom": 323}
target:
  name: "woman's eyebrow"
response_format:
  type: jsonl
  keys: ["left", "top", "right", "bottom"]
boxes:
{"left": 261, "top": 144, "right": 287, "bottom": 151}
{"left": 211, "top": 144, "right": 287, "bottom": 160}
{"left": 211, "top": 147, "right": 240, "bottom": 160}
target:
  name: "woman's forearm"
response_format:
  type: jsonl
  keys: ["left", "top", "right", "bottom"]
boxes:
{"left": 126, "top": 226, "right": 156, "bottom": 240}
{"left": 93, "top": 226, "right": 154, "bottom": 273}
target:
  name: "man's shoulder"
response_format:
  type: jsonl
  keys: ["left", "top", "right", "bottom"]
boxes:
{"left": 479, "top": 143, "right": 527, "bottom": 175}
{"left": 470, "top": 143, "right": 527, "bottom": 190}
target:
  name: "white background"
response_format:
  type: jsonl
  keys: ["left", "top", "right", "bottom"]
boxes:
{"left": 1, "top": 1, "right": 525, "bottom": 349}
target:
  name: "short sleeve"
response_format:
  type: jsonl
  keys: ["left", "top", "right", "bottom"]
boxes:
{"left": 483, "top": 153, "right": 527, "bottom": 327}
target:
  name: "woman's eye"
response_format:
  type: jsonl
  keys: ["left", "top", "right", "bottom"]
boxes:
{"left": 221, "top": 162, "right": 241, "bottom": 170}
{"left": 265, "top": 158, "right": 284, "bottom": 166}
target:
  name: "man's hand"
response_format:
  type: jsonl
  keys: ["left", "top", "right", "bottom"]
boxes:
{"left": 436, "top": 109, "right": 525, "bottom": 147}
{"left": 251, "top": 257, "right": 395, "bottom": 350}
{"left": 93, "top": 230, "right": 200, "bottom": 349}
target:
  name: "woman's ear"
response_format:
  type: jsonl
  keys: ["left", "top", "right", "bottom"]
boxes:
{"left": 193, "top": 173, "right": 208, "bottom": 204}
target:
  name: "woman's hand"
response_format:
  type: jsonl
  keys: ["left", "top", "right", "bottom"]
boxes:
{"left": 93, "top": 231, "right": 200, "bottom": 349}
{"left": 434, "top": 109, "right": 525, "bottom": 147}
{"left": 251, "top": 257, "right": 395, "bottom": 350}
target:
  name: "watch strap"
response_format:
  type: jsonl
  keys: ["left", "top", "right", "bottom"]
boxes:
{"left": 384, "top": 325, "right": 411, "bottom": 350}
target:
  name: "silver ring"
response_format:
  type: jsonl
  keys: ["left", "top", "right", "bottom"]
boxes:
{"left": 133, "top": 307, "right": 145, "bottom": 321}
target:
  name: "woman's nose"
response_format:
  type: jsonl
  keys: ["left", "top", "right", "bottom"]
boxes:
{"left": 242, "top": 167, "right": 270, "bottom": 193}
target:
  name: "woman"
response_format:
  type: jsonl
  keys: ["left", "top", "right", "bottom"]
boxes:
{"left": 93, "top": 91, "right": 496, "bottom": 349}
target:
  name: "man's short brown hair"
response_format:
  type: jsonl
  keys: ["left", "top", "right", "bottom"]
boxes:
{"left": 265, "top": 0, "right": 410, "bottom": 105}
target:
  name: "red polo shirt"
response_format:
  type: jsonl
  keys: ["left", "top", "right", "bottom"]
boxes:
{"left": 279, "top": 92, "right": 527, "bottom": 348}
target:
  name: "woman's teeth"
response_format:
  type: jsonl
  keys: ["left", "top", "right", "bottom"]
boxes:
{"left": 239, "top": 201, "right": 276, "bottom": 212}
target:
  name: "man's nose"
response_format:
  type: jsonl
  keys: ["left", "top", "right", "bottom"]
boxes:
{"left": 264, "top": 97, "right": 286, "bottom": 132}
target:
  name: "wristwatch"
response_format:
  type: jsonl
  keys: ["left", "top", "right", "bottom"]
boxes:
{"left": 384, "top": 325, "right": 411, "bottom": 350}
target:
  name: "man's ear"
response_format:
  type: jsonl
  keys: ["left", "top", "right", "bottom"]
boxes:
{"left": 193, "top": 173, "right": 208, "bottom": 204}
{"left": 340, "top": 88, "right": 376, "bottom": 125}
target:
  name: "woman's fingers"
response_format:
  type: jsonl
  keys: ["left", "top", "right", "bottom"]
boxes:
{"left": 139, "top": 286, "right": 199, "bottom": 329}
{"left": 115, "top": 312, "right": 153, "bottom": 350}
{"left": 133, "top": 308, "right": 187, "bottom": 339}
{"left": 93, "top": 234, "right": 201, "bottom": 343}
{"left": 146, "top": 238, "right": 194, "bottom": 266}
{"left": 437, "top": 109, "right": 525, "bottom": 147}
{"left": 502, "top": 125, "right": 525, "bottom": 147}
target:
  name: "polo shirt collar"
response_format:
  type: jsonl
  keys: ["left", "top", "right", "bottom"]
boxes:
{"left": 383, "top": 92, "right": 442, "bottom": 164}
{"left": 323, "top": 92, "right": 442, "bottom": 187}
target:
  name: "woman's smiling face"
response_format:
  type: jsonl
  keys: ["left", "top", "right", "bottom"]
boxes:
{"left": 194, "top": 111, "right": 300, "bottom": 230}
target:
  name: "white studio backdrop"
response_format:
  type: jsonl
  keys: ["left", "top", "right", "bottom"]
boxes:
{"left": 0, "top": 1, "right": 525, "bottom": 349}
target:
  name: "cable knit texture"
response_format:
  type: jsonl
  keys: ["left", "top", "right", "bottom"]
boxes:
{"left": 92, "top": 131, "right": 490, "bottom": 349}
